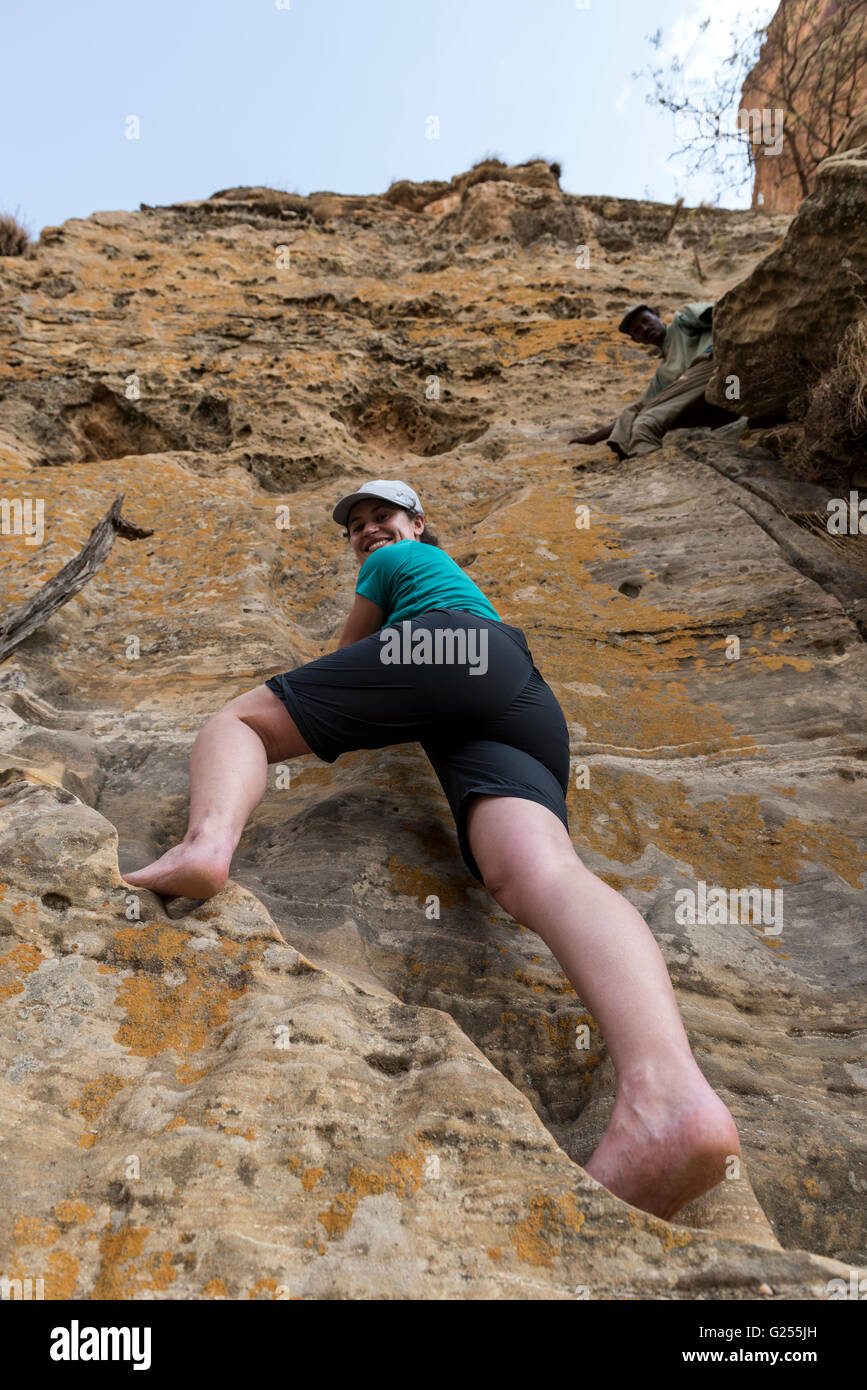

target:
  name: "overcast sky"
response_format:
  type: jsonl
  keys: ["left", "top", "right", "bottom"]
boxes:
{"left": 2, "top": 0, "right": 777, "bottom": 236}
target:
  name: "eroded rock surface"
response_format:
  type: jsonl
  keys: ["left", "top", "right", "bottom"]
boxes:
{"left": 0, "top": 166, "right": 864, "bottom": 1298}
{"left": 707, "top": 141, "right": 867, "bottom": 424}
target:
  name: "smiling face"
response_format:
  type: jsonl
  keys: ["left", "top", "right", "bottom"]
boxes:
{"left": 346, "top": 496, "right": 425, "bottom": 564}
{"left": 626, "top": 308, "right": 667, "bottom": 349}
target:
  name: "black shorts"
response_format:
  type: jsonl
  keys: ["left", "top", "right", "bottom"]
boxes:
{"left": 264, "top": 608, "right": 571, "bottom": 884}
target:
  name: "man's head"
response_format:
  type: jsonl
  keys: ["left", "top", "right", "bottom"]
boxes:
{"left": 618, "top": 304, "right": 667, "bottom": 349}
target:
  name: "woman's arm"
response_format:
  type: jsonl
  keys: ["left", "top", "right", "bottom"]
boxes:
{"left": 335, "top": 594, "right": 384, "bottom": 649}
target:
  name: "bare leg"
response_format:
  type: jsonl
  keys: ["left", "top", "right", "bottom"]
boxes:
{"left": 466, "top": 795, "right": 740, "bottom": 1220}
{"left": 121, "top": 686, "right": 311, "bottom": 898}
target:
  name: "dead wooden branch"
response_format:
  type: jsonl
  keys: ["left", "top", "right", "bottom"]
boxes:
{"left": 0, "top": 493, "right": 153, "bottom": 664}
{"left": 663, "top": 197, "right": 684, "bottom": 242}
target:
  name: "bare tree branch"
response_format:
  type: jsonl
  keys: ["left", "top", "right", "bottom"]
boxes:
{"left": 635, "top": 0, "right": 867, "bottom": 204}
{"left": 0, "top": 494, "right": 154, "bottom": 664}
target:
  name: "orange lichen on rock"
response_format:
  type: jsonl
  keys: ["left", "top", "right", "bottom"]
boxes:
{"left": 5, "top": 1247, "right": 79, "bottom": 1300}
{"left": 512, "top": 1190, "right": 586, "bottom": 1267}
{"left": 0, "top": 942, "right": 44, "bottom": 1001}
{"left": 627, "top": 1208, "right": 692, "bottom": 1253}
{"left": 248, "top": 1276, "right": 280, "bottom": 1299}
{"left": 54, "top": 1200, "right": 93, "bottom": 1227}
{"left": 110, "top": 923, "right": 250, "bottom": 1058}
{"left": 387, "top": 855, "right": 468, "bottom": 908}
{"left": 13, "top": 1214, "right": 60, "bottom": 1247}
{"left": 91, "top": 1226, "right": 176, "bottom": 1300}
{"left": 45, "top": 1250, "right": 80, "bottom": 1299}
{"left": 317, "top": 1146, "right": 426, "bottom": 1240}
{"left": 201, "top": 1277, "right": 229, "bottom": 1298}
{"left": 569, "top": 767, "right": 866, "bottom": 888}
{"left": 70, "top": 1074, "right": 127, "bottom": 1124}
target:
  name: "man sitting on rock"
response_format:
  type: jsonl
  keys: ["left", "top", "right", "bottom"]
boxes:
{"left": 571, "top": 302, "right": 737, "bottom": 459}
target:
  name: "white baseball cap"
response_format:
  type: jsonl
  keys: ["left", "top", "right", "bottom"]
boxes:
{"left": 332, "top": 479, "right": 423, "bottom": 528}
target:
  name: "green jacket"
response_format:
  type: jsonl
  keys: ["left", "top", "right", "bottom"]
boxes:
{"left": 638, "top": 302, "right": 714, "bottom": 404}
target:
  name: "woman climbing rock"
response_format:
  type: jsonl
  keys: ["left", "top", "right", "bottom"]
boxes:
{"left": 122, "top": 477, "right": 740, "bottom": 1221}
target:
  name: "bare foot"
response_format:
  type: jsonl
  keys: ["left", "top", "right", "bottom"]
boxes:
{"left": 121, "top": 837, "right": 232, "bottom": 900}
{"left": 583, "top": 1071, "right": 740, "bottom": 1222}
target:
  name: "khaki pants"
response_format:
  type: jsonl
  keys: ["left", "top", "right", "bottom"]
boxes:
{"left": 608, "top": 356, "right": 734, "bottom": 459}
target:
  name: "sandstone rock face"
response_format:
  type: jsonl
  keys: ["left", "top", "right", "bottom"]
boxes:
{"left": 387, "top": 157, "right": 561, "bottom": 216}
{"left": 840, "top": 109, "right": 867, "bottom": 154}
{"left": 707, "top": 141, "right": 867, "bottom": 422}
{"left": 0, "top": 169, "right": 864, "bottom": 1298}
{"left": 438, "top": 178, "right": 587, "bottom": 248}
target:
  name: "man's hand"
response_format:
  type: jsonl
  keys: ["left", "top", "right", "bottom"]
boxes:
{"left": 569, "top": 424, "right": 613, "bottom": 445}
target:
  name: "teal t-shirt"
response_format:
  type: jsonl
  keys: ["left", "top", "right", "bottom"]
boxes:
{"left": 355, "top": 538, "right": 501, "bottom": 628}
